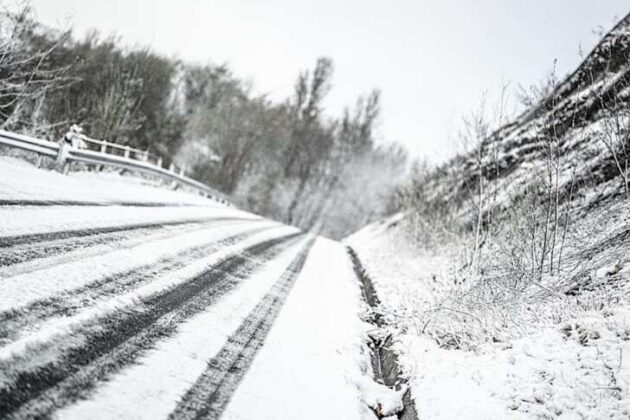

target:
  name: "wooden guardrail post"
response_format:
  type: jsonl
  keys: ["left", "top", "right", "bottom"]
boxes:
{"left": 124, "top": 145, "right": 130, "bottom": 159}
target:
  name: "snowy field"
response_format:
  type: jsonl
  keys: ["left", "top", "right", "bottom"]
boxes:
{"left": 0, "top": 156, "right": 393, "bottom": 419}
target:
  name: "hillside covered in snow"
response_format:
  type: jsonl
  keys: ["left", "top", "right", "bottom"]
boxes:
{"left": 347, "top": 12, "right": 630, "bottom": 419}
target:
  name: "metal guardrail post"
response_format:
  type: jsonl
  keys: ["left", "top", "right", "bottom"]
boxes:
{"left": 55, "top": 142, "right": 70, "bottom": 174}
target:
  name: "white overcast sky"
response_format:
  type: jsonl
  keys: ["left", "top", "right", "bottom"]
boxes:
{"left": 30, "top": 0, "right": 630, "bottom": 162}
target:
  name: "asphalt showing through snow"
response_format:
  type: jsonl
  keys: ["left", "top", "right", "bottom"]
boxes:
{"left": 0, "top": 218, "right": 256, "bottom": 276}
{"left": 0, "top": 225, "right": 271, "bottom": 344}
{"left": 0, "top": 216, "right": 245, "bottom": 249}
{"left": 0, "top": 199, "right": 217, "bottom": 207}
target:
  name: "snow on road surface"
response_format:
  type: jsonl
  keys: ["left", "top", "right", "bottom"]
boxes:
{"left": 221, "top": 238, "right": 376, "bottom": 420}
{"left": 0, "top": 221, "right": 284, "bottom": 313}
{"left": 0, "top": 204, "right": 259, "bottom": 237}
{"left": 0, "top": 224, "right": 299, "bottom": 360}
{"left": 0, "top": 156, "right": 386, "bottom": 419}
{"left": 53, "top": 235, "right": 314, "bottom": 420}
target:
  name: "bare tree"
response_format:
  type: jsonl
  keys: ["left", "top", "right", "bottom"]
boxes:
{"left": 284, "top": 57, "right": 334, "bottom": 224}
{"left": 0, "top": 4, "right": 68, "bottom": 131}
{"left": 458, "top": 87, "right": 509, "bottom": 274}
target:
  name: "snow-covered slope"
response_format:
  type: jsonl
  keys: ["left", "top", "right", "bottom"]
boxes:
{"left": 347, "top": 218, "right": 630, "bottom": 419}
{"left": 345, "top": 12, "right": 630, "bottom": 419}
{"left": 0, "top": 155, "right": 215, "bottom": 206}
{"left": 422, "top": 11, "right": 630, "bottom": 214}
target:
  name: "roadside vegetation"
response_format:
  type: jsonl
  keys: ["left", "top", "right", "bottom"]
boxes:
{"left": 347, "top": 12, "right": 630, "bottom": 418}
{"left": 394, "top": 16, "right": 630, "bottom": 347}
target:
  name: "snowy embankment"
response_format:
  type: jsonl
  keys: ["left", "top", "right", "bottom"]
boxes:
{"left": 0, "top": 155, "right": 214, "bottom": 206}
{"left": 0, "top": 155, "right": 393, "bottom": 419}
{"left": 346, "top": 214, "right": 630, "bottom": 419}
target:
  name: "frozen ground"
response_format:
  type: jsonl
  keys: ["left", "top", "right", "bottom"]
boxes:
{"left": 0, "top": 155, "right": 390, "bottom": 419}
{"left": 346, "top": 214, "right": 630, "bottom": 419}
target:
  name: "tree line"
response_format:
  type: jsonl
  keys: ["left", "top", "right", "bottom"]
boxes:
{"left": 0, "top": 5, "right": 407, "bottom": 238}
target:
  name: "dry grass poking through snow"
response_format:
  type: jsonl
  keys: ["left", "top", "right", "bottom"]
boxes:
{"left": 345, "top": 199, "right": 630, "bottom": 419}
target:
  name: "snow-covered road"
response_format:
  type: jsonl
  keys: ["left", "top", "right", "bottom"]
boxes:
{"left": 0, "top": 157, "right": 385, "bottom": 420}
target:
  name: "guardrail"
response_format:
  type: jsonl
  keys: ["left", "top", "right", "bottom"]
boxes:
{"left": 0, "top": 129, "right": 228, "bottom": 204}
{"left": 82, "top": 136, "right": 190, "bottom": 176}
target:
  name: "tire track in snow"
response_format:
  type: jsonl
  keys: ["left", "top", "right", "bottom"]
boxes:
{"left": 0, "top": 216, "right": 250, "bottom": 250}
{"left": 52, "top": 235, "right": 311, "bottom": 420}
{"left": 0, "top": 221, "right": 279, "bottom": 313}
{"left": 0, "top": 220, "right": 261, "bottom": 280}
{"left": 169, "top": 237, "right": 315, "bottom": 420}
{"left": 0, "top": 225, "right": 271, "bottom": 345}
{"left": 0, "top": 232, "right": 303, "bottom": 419}
{"left": 0, "top": 199, "right": 216, "bottom": 207}
{"left": 0, "top": 217, "right": 248, "bottom": 268}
